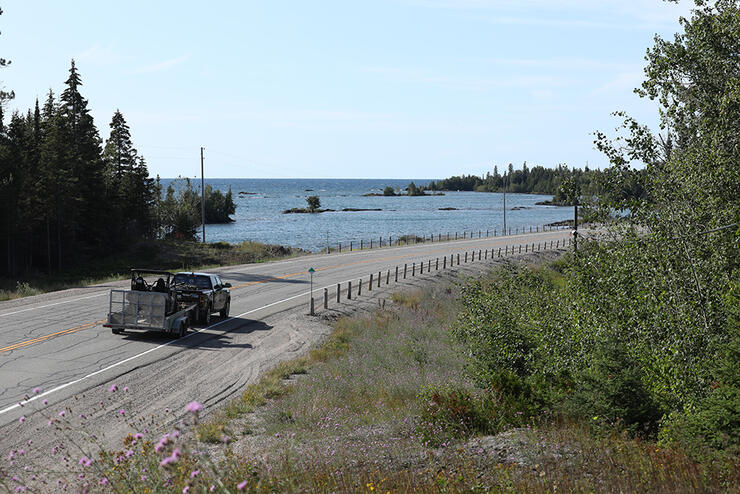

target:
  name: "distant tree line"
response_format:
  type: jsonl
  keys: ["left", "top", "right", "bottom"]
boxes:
{"left": 0, "top": 60, "right": 235, "bottom": 276}
{"left": 426, "top": 164, "right": 635, "bottom": 204}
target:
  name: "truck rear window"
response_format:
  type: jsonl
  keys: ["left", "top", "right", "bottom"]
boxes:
{"left": 174, "top": 274, "right": 212, "bottom": 289}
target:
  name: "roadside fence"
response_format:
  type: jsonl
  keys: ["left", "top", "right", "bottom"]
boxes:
{"left": 323, "top": 223, "right": 570, "bottom": 254}
{"left": 309, "top": 236, "right": 573, "bottom": 315}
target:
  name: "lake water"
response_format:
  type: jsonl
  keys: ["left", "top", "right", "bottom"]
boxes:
{"left": 164, "top": 178, "right": 573, "bottom": 252}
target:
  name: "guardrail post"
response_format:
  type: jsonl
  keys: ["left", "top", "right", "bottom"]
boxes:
{"left": 505, "top": 245, "right": 508, "bottom": 255}
{"left": 428, "top": 260, "right": 431, "bottom": 271}
{"left": 395, "top": 266, "right": 399, "bottom": 282}
{"left": 457, "top": 253, "right": 460, "bottom": 265}
{"left": 324, "top": 288, "right": 328, "bottom": 309}
{"left": 420, "top": 261, "right": 423, "bottom": 274}
{"left": 443, "top": 256, "right": 447, "bottom": 269}
{"left": 484, "top": 249, "right": 487, "bottom": 260}
{"left": 378, "top": 272, "right": 381, "bottom": 287}
{"left": 465, "top": 252, "right": 468, "bottom": 263}
{"left": 337, "top": 284, "right": 341, "bottom": 303}
{"left": 525, "top": 243, "right": 528, "bottom": 252}
{"left": 369, "top": 274, "right": 373, "bottom": 291}
{"left": 412, "top": 263, "right": 416, "bottom": 276}
{"left": 498, "top": 247, "right": 501, "bottom": 257}
{"left": 550, "top": 240, "right": 553, "bottom": 249}
{"left": 436, "top": 258, "right": 439, "bottom": 270}
{"left": 404, "top": 264, "right": 407, "bottom": 279}
{"left": 386, "top": 270, "right": 390, "bottom": 284}
{"left": 358, "top": 278, "right": 362, "bottom": 296}
{"left": 348, "top": 281, "right": 352, "bottom": 299}
{"left": 519, "top": 245, "right": 522, "bottom": 253}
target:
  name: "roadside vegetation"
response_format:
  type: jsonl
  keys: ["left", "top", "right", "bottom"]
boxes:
{"left": 0, "top": 239, "right": 305, "bottom": 302}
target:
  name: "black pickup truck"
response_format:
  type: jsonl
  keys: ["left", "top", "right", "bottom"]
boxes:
{"left": 173, "top": 272, "right": 231, "bottom": 325}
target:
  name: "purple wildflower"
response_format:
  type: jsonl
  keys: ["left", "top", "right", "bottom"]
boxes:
{"left": 237, "top": 480, "right": 248, "bottom": 490}
{"left": 42, "top": 399, "right": 48, "bottom": 406}
{"left": 119, "top": 409, "right": 125, "bottom": 415}
{"left": 57, "top": 410, "right": 65, "bottom": 417}
{"left": 18, "top": 416, "right": 24, "bottom": 424}
{"left": 190, "top": 470, "right": 200, "bottom": 478}
{"left": 32, "top": 387, "right": 40, "bottom": 394}
{"left": 108, "top": 384, "right": 117, "bottom": 392}
{"left": 185, "top": 401, "right": 203, "bottom": 413}
{"left": 123, "top": 386, "right": 129, "bottom": 392}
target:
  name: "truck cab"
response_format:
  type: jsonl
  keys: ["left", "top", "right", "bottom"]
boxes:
{"left": 173, "top": 272, "right": 231, "bottom": 325}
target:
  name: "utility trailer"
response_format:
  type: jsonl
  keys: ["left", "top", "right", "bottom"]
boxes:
{"left": 103, "top": 269, "right": 195, "bottom": 337}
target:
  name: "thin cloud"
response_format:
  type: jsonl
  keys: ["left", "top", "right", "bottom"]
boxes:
{"left": 132, "top": 55, "right": 188, "bottom": 74}
{"left": 590, "top": 71, "right": 643, "bottom": 96}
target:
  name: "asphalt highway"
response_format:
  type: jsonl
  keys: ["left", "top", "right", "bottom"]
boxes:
{"left": 0, "top": 229, "right": 570, "bottom": 429}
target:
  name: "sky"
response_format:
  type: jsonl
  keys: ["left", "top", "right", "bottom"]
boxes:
{"left": 1, "top": 1, "right": 693, "bottom": 179}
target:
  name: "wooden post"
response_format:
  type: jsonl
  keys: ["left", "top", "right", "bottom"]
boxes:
{"left": 350, "top": 241, "right": 353, "bottom": 252}
{"left": 395, "top": 266, "right": 399, "bottom": 282}
{"left": 360, "top": 239, "right": 363, "bottom": 250}
{"left": 505, "top": 245, "right": 508, "bottom": 255}
{"left": 324, "top": 288, "right": 328, "bottom": 309}
{"left": 412, "top": 263, "right": 415, "bottom": 276}
{"left": 347, "top": 281, "right": 352, "bottom": 300}
{"left": 465, "top": 252, "right": 468, "bottom": 263}
{"left": 358, "top": 278, "right": 362, "bottom": 296}
{"left": 457, "top": 253, "right": 460, "bottom": 265}
{"left": 436, "top": 258, "right": 439, "bottom": 270}
{"left": 420, "top": 261, "right": 423, "bottom": 274}
{"left": 386, "top": 270, "right": 390, "bottom": 284}
{"left": 498, "top": 247, "right": 501, "bottom": 257}
{"left": 428, "top": 259, "right": 431, "bottom": 271}
{"left": 378, "top": 272, "right": 381, "bottom": 287}
{"left": 478, "top": 249, "right": 481, "bottom": 260}
{"left": 486, "top": 229, "right": 489, "bottom": 237}
{"left": 337, "top": 283, "right": 341, "bottom": 303}
{"left": 369, "top": 274, "right": 373, "bottom": 291}
{"left": 525, "top": 243, "right": 528, "bottom": 252}
{"left": 404, "top": 264, "right": 407, "bottom": 279}
{"left": 519, "top": 245, "right": 522, "bottom": 253}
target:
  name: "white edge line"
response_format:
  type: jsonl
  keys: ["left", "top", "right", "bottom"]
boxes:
{"left": 0, "top": 292, "right": 108, "bottom": 318}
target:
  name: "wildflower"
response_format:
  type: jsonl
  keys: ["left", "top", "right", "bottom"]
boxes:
{"left": 108, "top": 384, "right": 117, "bottom": 392}
{"left": 119, "top": 409, "right": 125, "bottom": 415}
{"left": 42, "top": 400, "right": 48, "bottom": 406}
{"left": 134, "top": 432, "right": 144, "bottom": 440}
{"left": 58, "top": 410, "right": 65, "bottom": 417}
{"left": 237, "top": 480, "right": 248, "bottom": 490}
{"left": 99, "top": 478, "right": 109, "bottom": 486}
{"left": 32, "top": 387, "right": 40, "bottom": 394}
{"left": 190, "top": 470, "right": 200, "bottom": 478}
{"left": 160, "top": 456, "right": 176, "bottom": 466}
{"left": 183, "top": 487, "right": 190, "bottom": 494}
{"left": 8, "top": 450, "right": 14, "bottom": 460}
{"left": 18, "top": 416, "right": 25, "bottom": 425}
{"left": 210, "top": 486, "right": 215, "bottom": 492}
{"left": 125, "top": 450, "right": 134, "bottom": 458}
{"left": 18, "top": 449, "right": 24, "bottom": 456}
{"left": 185, "top": 401, "right": 203, "bottom": 413}
{"left": 47, "top": 419, "right": 53, "bottom": 426}
{"left": 141, "top": 475, "right": 147, "bottom": 481}
{"left": 123, "top": 386, "right": 129, "bottom": 392}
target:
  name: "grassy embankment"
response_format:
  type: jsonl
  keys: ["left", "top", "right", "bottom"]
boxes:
{"left": 0, "top": 240, "right": 306, "bottom": 302}
{"left": 14, "top": 255, "right": 733, "bottom": 493}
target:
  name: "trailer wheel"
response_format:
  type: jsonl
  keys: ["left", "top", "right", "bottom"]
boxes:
{"left": 219, "top": 300, "right": 230, "bottom": 318}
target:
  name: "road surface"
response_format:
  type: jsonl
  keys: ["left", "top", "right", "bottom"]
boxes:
{"left": 0, "top": 230, "right": 569, "bottom": 438}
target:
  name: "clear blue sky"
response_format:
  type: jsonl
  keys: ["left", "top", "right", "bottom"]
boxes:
{"left": 1, "top": 1, "right": 692, "bottom": 178}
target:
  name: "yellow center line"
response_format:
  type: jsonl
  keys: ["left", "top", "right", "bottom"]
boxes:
{"left": 1, "top": 320, "right": 106, "bottom": 354}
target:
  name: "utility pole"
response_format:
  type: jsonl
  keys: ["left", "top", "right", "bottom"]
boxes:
{"left": 503, "top": 168, "right": 507, "bottom": 235}
{"left": 200, "top": 146, "right": 206, "bottom": 243}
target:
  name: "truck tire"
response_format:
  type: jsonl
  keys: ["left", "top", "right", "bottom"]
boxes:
{"left": 219, "top": 300, "right": 230, "bottom": 318}
{"left": 112, "top": 328, "right": 121, "bottom": 335}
